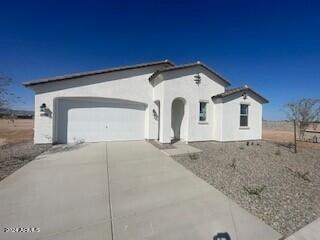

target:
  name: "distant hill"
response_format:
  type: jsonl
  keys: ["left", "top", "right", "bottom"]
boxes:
{"left": 0, "top": 108, "right": 34, "bottom": 118}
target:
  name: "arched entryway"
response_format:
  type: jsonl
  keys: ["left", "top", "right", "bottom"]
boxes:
{"left": 171, "top": 97, "right": 187, "bottom": 142}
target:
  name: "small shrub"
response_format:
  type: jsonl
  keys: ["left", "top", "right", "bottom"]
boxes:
{"left": 246, "top": 141, "right": 250, "bottom": 146}
{"left": 13, "top": 154, "right": 31, "bottom": 161}
{"left": 287, "top": 167, "right": 311, "bottom": 182}
{"left": 229, "top": 158, "right": 237, "bottom": 169}
{"left": 189, "top": 153, "right": 199, "bottom": 160}
{"left": 296, "top": 171, "right": 311, "bottom": 182}
{"left": 243, "top": 185, "right": 266, "bottom": 199}
{"left": 275, "top": 149, "right": 281, "bottom": 156}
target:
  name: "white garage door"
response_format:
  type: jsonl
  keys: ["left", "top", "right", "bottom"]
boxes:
{"left": 57, "top": 98, "right": 146, "bottom": 143}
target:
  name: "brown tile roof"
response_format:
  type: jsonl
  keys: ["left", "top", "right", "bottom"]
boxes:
{"left": 212, "top": 85, "right": 269, "bottom": 103}
{"left": 148, "top": 62, "right": 231, "bottom": 86}
{"left": 23, "top": 60, "right": 175, "bottom": 87}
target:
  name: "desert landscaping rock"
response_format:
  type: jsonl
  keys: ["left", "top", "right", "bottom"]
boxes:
{"left": 0, "top": 141, "right": 51, "bottom": 181}
{"left": 173, "top": 141, "right": 320, "bottom": 237}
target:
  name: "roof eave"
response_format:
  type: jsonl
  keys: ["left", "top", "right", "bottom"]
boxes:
{"left": 23, "top": 60, "right": 175, "bottom": 87}
{"left": 149, "top": 63, "right": 231, "bottom": 86}
{"left": 212, "top": 88, "right": 269, "bottom": 104}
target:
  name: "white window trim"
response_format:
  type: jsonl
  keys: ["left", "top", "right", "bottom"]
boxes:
{"left": 240, "top": 101, "right": 251, "bottom": 105}
{"left": 199, "top": 100, "right": 208, "bottom": 123}
{"left": 240, "top": 103, "right": 249, "bottom": 128}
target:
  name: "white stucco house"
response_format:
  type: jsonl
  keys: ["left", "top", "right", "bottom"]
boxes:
{"left": 24, "top": 60, "right": 268, "bottom": 144}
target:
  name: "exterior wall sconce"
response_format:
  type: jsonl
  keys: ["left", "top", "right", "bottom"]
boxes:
{"left": 40, "top": 103, "right": 47, "bottom": 112}
{"left": 152, "top": 109, "right": 158, "bottom": 120}
{"left": 40, "top": 103, "right": 52, "bottom": 117}
{"left": 194, "top": 73, "right": 201, "bottom": 85}
{"left": 242, "top": 85, "right": 249, "bottom": 99}
{"left": 242, "top": 92, "right": 247, "bottom": 100}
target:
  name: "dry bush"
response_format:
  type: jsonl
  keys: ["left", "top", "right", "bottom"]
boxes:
{"left": 243, "top": 185, "right": 266, "bottom": 199}
{"left": 287, "top": 167, "right": 311, "bottom": 182}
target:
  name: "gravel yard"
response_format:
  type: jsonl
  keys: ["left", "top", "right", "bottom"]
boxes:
{"left": 173, "top": 141, "right": 320, "bottom": 237}
{"left": 0, "top": 141, "right": 51, "bottom": 181}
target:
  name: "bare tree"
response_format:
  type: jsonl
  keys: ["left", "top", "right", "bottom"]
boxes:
{"left": 284, "top": 98, "right": 320, "bottom": 139}
{"left": 0, "top": 74, "right": 11, "bottom": 109}
{"left": 0, "top": 74, "right": 23, "bottom": 116}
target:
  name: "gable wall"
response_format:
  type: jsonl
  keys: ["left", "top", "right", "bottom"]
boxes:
{"left": 158, "top": 66, "right": 226, "bottom": 142}
{"left": 219, "top": 93, "right": 263, "bottom": 141}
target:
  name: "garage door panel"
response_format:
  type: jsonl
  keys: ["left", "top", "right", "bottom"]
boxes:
{"left": 57, "top": 98, "right": 146, "bottom": 143}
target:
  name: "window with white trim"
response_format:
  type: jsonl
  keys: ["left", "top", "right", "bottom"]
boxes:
{"left": 240, "top": 104, "right": 249, "bottom": 127}
{"left": 199, "top": 102, "right": 207, "bottom": 122}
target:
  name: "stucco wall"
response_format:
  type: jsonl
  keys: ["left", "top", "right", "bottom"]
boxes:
{"left": 30, "top": 63, "right": 264, "bottom": 144}
{"left": 213, "top": 99, "right": 223, "bottom": 141}
{"left": 218, "top": 93, "right": 263, "bottom": 141}
{"left": 31, "top": 66, "right": 164, "bottom": 143}
{"left": 153, "top": 66, "right": 226, "bottom": 143}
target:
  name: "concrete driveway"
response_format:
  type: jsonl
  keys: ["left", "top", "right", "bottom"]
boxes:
{"left": 0, "top": 141, "right": 281, "bottom": 240}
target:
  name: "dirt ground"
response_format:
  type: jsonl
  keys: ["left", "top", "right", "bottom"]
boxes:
{"left": 263, "top": 129, "right": 320, "bottom": 150}
{"left": 0, "top": 119, "right": 34, "bottom": 145}
{"left": 263, "top": 129, "right": 294, "bottom": 143}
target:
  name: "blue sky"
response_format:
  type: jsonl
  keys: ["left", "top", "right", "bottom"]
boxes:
{"left": 1, "top": 0, "right": 319, "bottom": 120}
